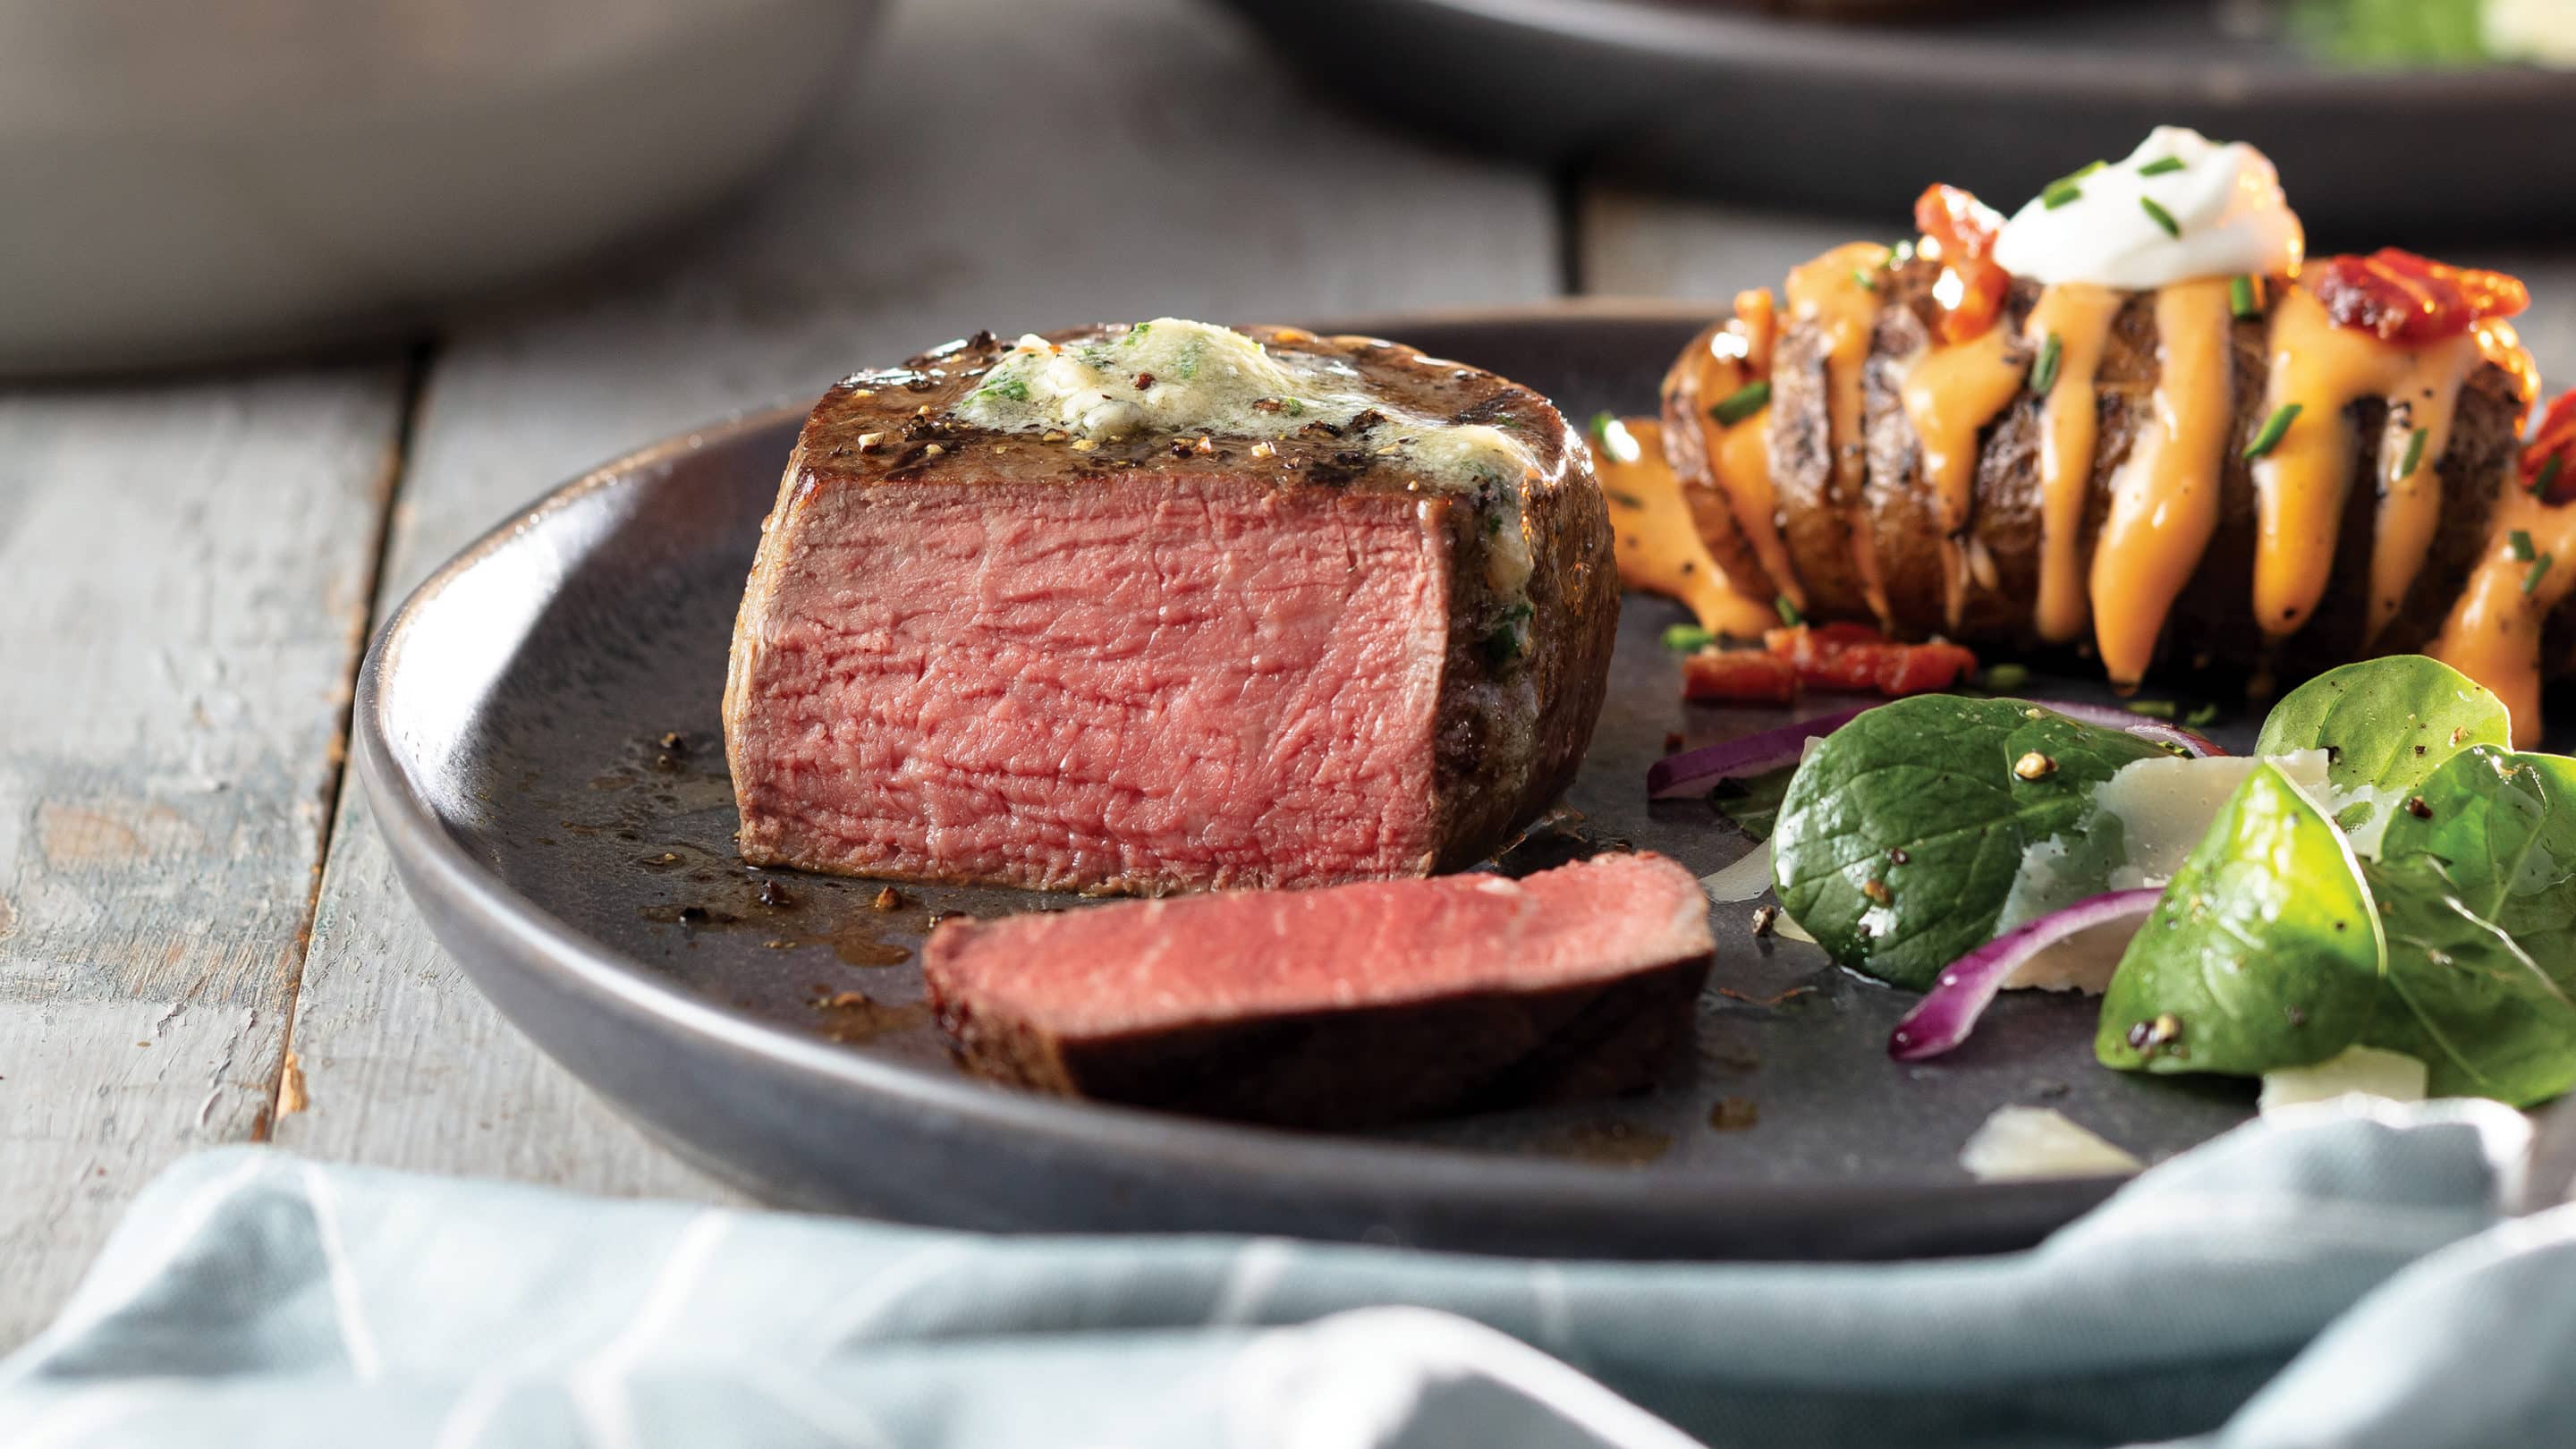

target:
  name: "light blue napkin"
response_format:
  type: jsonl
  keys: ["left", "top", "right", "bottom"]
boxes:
{"left": 4, "top": 1100, "right": 2570, "bottom": 1449}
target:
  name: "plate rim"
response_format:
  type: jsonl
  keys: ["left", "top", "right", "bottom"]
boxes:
{"left": 354, "top": 299, "right": 2130, "bottom": 1244}
{"left": 1401, "top": 0, "right": 2576, "bottom": 102}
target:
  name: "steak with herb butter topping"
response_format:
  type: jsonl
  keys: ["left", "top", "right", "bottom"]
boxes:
{"left": 724, "top": 319, "right": 1616, "bottom": 894}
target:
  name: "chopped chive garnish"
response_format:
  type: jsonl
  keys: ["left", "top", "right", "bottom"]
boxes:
{"left": 2139, "top": 157, "right": 2188, "bottom": 176}
{"left": 1589, "top": 411, "right": 1641, "bottom": 466}
{"left": 1774, "top": 594, "right": 1805, "bottom": 627}
{"left": 1123, "top": 322, "right": 1150, "bottom": 343}
{"left": 1979, "top": 662, "right": 2031, "bottom": 692}
{"left": 2045, "top": 159, "right": 2107, "bottom": 192}
{"left": 1852, "top": 268, "right": 1880, "bottom": 292}
{"left": 2400, "top": 427, "right": 2429, "bottom": 479}
{"left": 2031, "top": 332, "right": 2063, "bottom": 395}
{"left": 2512, "top": 529, "right": 2538, "bottom": 562}
{"left": 2527, "top": 554, "right": 2555, "bottom": 596}
{"left": 2537, "top": 454, "right": 2566, "bottom": 497}
{"left": 2125, "top": 699, "right": 2178, "bottom": 719}
{"left": 2230, "top": 275, "right": 2260, "bottom": 319}
{"left": 976, "top": 375, "right": 1030, "bottom": 402}
{"left": 2184, "top": 703, "right": 2220, "bottom": 728}
{"left": 1663, "top": 623, "right": 1717, "bottom": 654}
{"left": 2042, "top": 182, "right": 2083, "bottom": 210}
{"left": 2139, "top": 197, "right": 2182, "bottom": 238}
{"left": 2243, "top": 402, "right": 2302, "bottom": 461}
{"left": 1710, "top": 379, "right": 1772, "bottom": 428}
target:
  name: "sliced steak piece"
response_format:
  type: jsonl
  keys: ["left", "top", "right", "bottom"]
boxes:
{"left": 724, "top": 323, "right": 1617, "bottom": 895}
{"left": 921, "top": 851, "right": 1716, "bottom": 1128}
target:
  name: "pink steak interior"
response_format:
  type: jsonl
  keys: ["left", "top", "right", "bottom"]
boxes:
{"left": 732, "top": 476, "right": 1452, "bottom": 891}
{"left": 926, "top": 852, "right": 1712, "bottom": 1041}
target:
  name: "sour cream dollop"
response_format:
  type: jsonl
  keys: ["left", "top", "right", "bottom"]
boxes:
{"left": 1992, "top": 127, "right": 2304, "bottom": 291}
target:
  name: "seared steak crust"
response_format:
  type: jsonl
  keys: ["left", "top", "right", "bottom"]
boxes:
{"left": 724, "top": 325, "right": 1617, "bottom": 893}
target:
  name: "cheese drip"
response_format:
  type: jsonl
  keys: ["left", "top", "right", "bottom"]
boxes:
{"left": 1787, "top": 244, "right": 1895, "bottom": 627}
{"left": 1669, "top": 319, "right": 1801, "bottom": 609}
{"left": 2089, "top": 278, "right": 2236, "bottom": 687}
{"left": 1597, "top": 418, "right": 1779, "bottom": 639}
{"left": 1901, "top": 324, "right": 2029, "bottom": 630}
{"left": 2432, "top": 487, "right": 2576, "bottom": 750}
{"left": 2025, "top": 284, "right": 2125, "bottom": 643}
{"left": 2253, "top": 286, "right": 2478, "bottom": 640}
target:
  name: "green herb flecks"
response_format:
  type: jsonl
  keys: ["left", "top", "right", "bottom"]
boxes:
{"left": 1662, "top": 623, "right": 1717, "bottom": 654}
{"left": 2538, "top": 455, "right": 2566, "bottom": 498}
{"left": 2139, "top": 156, "right": 2188, "bottom": 176}
{"left": 2244, "top": 403, "right": 2302, "bottom": 461}
{"left": 1773, "top": 594, "right": 1804, "bottom": 628}
{"left": 2231, "top": 275, "right": 2262, "bottom": 319}
{"left": 2528, "top": 554, "right": 2555, "bottom": 596}
{"left": 1852, "top": 268, "right": 1880, "bottom": 293}
{"left": 1480, "top": 602, "right": 1535, "bottom": 671}
{"left": 2031, "top": 333, "right": 2063, "bottom": 396}
{"left": 2038, "top": 160, "right": 2106, "bottom": 210}
{"left": 1711, "top": 380, "right": 1772, "bottom": 428}
{"left": 2140, "top": 197, "right": 2182, "bottom": 239}
{"left": 2512, "top": 529, "right": 2538, "bottom": 563}
{"left": 2400, "top": 427, "right": 2430, "bottom": 479}
{"left": 1122, "top": 322, "right": 1151, "bottom": 344}
{"left": 976, "top": 374, "right": 1030, "bottom": 402}
{"left": 1591, "top": 411, "right": 1643, "bottom": 467}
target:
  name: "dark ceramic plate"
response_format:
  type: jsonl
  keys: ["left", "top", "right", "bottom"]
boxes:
{"left": 360, "top": 301, "right": 2267, "bottom": 1261}
{"left": 1213, "top": 0, "right": 2576, "bottom": 240}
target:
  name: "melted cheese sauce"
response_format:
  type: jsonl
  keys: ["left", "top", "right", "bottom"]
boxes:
{"left": 2433, "top": 487, "right": 2576, "bottom": 748}
{"left": 2025, "top": 284, "right": 2125, "bottom": 642}
{"left": 1787, "top": 244, "right": 1895, "bottom": 626}
{"left": 1901, "top": 324, "right": 2029, "bottom": 629}
{"left": 1670, "top": 320, "right": 1802, "bottom": 609}
{"left": 2089, "top": 278, "right": 2235, "bottom": 687}
{"left": 2254, "top": 286, "right": 2477, "bottom": 640}
{"left": 1597, "top": 418, "right": 1779, "bottom": 639}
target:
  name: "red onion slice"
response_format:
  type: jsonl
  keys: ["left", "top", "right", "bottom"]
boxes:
{"left": 1648, "top": 706, "right": 1868, "bottom": 801}
{"left": 2015, "top": 700, "right": 2226, "bottom": 758}
{"left": 1886, "top": 889, "right": 2162, "bottom": 1063}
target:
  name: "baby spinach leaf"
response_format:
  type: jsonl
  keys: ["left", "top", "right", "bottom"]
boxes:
{"left": 1772, "top": 697, "right": 2168, "bottom": 988}
{"left": 2096, "top": 763, "right": 2383, "bottom": 1077}
{"left": 2253, "top": 656, "right": 2509, "bottom": 852}
{"left": 1708, "top": 765, "right": 1796, "bottom": 843}
{"left": 2359, "top": 856, "right": 2576, "bottom": 1107}
{"left": 2379, "top": 747, "right": 2576, "bottom": 987}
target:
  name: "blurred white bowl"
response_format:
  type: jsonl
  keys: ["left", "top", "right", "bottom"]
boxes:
{"left": 0, "top": 0, "right": 882, "bottom": 374}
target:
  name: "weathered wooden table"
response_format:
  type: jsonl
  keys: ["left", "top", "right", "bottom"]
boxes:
{"left": 7, "top": 0, "right": 2572, "bottom": 1352}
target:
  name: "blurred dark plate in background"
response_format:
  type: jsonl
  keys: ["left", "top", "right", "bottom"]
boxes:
{"left": 1215, "top": 0, "right": 2576, "bottom": 239}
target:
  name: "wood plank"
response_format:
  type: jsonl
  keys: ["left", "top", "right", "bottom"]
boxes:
{"left": 0, "top": 368, "right": 406, "bottom": 1350}
{"left": 274, "top": 0, "right": 1557, "bottom": 1202}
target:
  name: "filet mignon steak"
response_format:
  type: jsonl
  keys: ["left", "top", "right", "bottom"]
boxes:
{"left": 724, "top": 320, "right": 1617, "bottom": 894}
{"left": 921, "top": 851, "right": 1716, "bottom": 1127}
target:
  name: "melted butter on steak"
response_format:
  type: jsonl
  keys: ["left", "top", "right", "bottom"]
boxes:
{"left": 955, "top": 318, "right": 1539, "bottom": 596}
